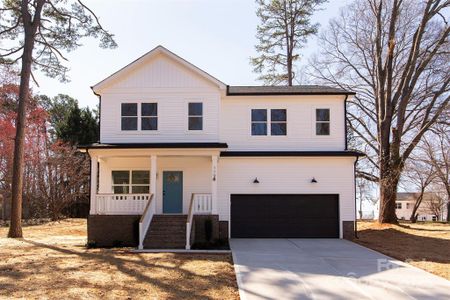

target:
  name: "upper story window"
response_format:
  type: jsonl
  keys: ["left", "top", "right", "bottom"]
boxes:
{"left": 251, "top": 109, "right": 287, "bottom": 136}
{"left": 121, "top": 102, "right": 158, "bottom": 131}
{"left": 188, "top": 102, "right": 203, "bottom": 130}
{"left": 112, "top": 170, "right": 149, "bottom": 194}
{"left": 141, "top": 103, "right": 158, "bottom": 130}
{"left": 316, "top": 108, "right": 330, "bottom": 135}
{"left": 121, "top": 103, "right": 138, "bottom": 130}
{"left": 251, "top": 109, "right": 267, "bottom": 135}
{"left": 395, "top": 202, "right": 402, "bottom": 209}
{"left": 271, "top": 109, "right": 287, "bottom": 135}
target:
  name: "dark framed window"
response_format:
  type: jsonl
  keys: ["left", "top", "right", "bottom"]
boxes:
{"left": 251, "top": 109, "right": 267, "bottom": 135}
{"left": 121, "top": 103, "right": 137, "bottom": 130}
{"left": 112, "top": 170, "right": 150, "bottom": 194}
{"left": 271, "top": 109, "right": 287, "bottom": 135}
{"left": 395, "top": 202, "right": 402, "bottom": 209}
{"left": 112, "top": 171, "right": 130, "bottom": 194}
{"left": 188, "top": 102, "right": 203, "bottom": 130}
{"left": 141, "top": 103, "right": 158, "bottom": 130}
{"left": 316, "top": 108, "right": 330, "bottom": 135}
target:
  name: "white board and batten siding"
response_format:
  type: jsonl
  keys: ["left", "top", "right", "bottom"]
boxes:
{"left": 99, "top": 54, "right": 221, "bottom": 143}
{"left": 217, "top": 157, "right": 356, "bottom": 238}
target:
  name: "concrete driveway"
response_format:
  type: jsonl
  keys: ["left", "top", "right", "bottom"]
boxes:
{"left": 230, "top": 239, "right": 450, "bottom": 300}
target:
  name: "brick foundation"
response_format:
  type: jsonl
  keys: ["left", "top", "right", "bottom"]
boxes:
{"left": 88, "top": 215, "right": 140, "bottom": 247}
{"left": 219, "top": 221, "right": 229, "bottom": 240}
{"left": 342, "top": 221, "right": 355, "bottom": 240}
{"left": 193, "top": 215, "right": 219, "bottom": 243}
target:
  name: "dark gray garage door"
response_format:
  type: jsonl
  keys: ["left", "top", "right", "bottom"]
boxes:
{"left": 231, "top": 194, "right": 339, "bottom": 238}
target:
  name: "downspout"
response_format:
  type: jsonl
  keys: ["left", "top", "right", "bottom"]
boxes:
{"left": 345, "top": 94, "right": 358, "bottom": 238}
{"left": 354, "top": 155, "right": 359, "bottom": 239}
{"left": 344, "top": 94, "right": 349, "bottom": 150}
{"left": 90, "top": 87, "right": 101, "bottom": 143}
{"left": 86, "top": 148, "right": 92, "bottom": 216}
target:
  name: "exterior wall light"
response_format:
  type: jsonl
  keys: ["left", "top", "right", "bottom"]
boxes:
{"left": 311, "top": 177, "right": 318, "bottom": 183}
{"left": 253, "top": 177, "right": 260, "bottom": 184}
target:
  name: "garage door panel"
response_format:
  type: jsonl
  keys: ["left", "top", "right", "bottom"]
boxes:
{"left": 231, "top": 194, "right": 339, "bottom": 238}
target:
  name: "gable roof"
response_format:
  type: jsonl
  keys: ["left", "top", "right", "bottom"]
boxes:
{"left": 227, "top": 85, "right": 355, "bottom": 96}
{"left": 91, "top": 45, "right": 227, "bottom": 93}
{"left": 91, "top": 45, "right": 355, "bottom": 97}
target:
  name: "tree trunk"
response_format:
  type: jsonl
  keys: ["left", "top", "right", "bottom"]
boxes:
{"left": 447, "top": 202, "right": 450, "bottom": 224}
{"left": 409, "top": 190, "right": 424, "bottom": 224}
{"left": 8, "top": 16, "right": 36, "bottom": 238}
{"left": 378, "top": 183, "right": 399, "bottom": 223}
{"left": 378, "top": 164, "right": 400, "bottom": 224}
{"left": 287, "top": 46, "right": 293, "bottom": 86}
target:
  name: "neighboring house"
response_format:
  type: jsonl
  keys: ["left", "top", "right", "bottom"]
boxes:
{"left": 80, "top": 46, "right": 363, "bottom": 249}
{"left": 396, "top": 192, "right": 448, "bottom": 222}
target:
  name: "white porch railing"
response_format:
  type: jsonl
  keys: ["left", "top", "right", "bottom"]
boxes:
{"left": 186, "top": 193, "right": 212, "bottom": 250}
{"left": 139, "top": 194, "right": 155, "bottom": 250}
{"left": 94, "top": 194, "right": 150, "bottom": 215}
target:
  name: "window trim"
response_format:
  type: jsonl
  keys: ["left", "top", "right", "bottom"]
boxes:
{"left": 313, "top": 107, "right": 331, "bottom": 137}
{"left": 111, "top": 170, "right": 150, "bottom": 194}
{"left": 187, "top": 101, "right": 204, "bottom": 132}
{"left": 250, "top": 108, "right": 287, "bottom": 137}
{"left": 119, "top": 101, "right": 159, "bottom": 134}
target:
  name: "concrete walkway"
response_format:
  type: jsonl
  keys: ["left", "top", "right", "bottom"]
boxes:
{"left": 230, "top": 239, "right": 450, "bottom": 300}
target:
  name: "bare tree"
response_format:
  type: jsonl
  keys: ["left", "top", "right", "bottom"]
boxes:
{"left": 356, "top": 178, "right": 376, "bottom": 219}
{"left": 422, "top": 124, "right": 450, "bottom": 221}
{"left": 251, "top": 0, "right": 327, "bottom": 85}
{"left": 309, "top": 0, "right": 450, "bottom": 224}
{"left": 425, "top": 191, "right": 446, "bottom": 220}
{"left": 0, "top": 0, "right": 116, "bottom": 237}
{"left": 38, "top": 142, "right": 89, "bottom": 221}
{"left": 402, "top": 157, "right": 436, "bottom": 223}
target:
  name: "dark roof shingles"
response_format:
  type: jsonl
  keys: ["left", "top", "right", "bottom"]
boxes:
{"left": 227, "top": 85, "right": 355, "bottom": 95}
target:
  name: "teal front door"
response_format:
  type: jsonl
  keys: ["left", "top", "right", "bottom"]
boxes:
{"left": 163, "top": 171, "right": 183, "bottom": 213}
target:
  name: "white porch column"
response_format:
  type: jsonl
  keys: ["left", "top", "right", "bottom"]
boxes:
{"left": 150, "top": 155, "right": 157, "bottom": 198}
{"left": 90, "top": 155, "right": 98, "bottom": 215}
{"left": 211, "top": 155, "right": 218, "bottom": 214}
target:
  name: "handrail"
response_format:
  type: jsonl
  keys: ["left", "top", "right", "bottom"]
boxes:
{"left": 185, "top": 193, "right": 212, "bottom": 249}
{"left": 138, "top": 194, "right": 154, "bottom": 250}
{"left": 186, "top": 194, "right": 196, "bottom": 250}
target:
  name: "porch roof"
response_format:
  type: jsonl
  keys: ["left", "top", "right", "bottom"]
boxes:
{"left": 78, "top": 142, "right": 228, "bottom": 150}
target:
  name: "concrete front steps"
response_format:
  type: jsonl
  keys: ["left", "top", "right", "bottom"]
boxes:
{"left": 143, "top": 214, "right": 187, "bottom": 249}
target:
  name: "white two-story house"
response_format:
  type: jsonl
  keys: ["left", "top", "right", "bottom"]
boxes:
{"left": 80, "top": 46, "right": 363, "bottom": 249}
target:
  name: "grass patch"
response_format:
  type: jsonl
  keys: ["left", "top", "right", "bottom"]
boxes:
{"left": 355, "top": 220, "right": 450, "bottom": 280}
{"left": 0, "top": 219, "right": 239, "bottom": 299}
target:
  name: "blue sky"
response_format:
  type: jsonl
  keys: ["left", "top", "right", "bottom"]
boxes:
{"left": 34, "top": 0, "right": 351, "bottom": 109}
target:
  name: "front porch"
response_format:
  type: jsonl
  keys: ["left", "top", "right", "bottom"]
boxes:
{"left": 87, "top": 149, "right": 221, "bottom": 249}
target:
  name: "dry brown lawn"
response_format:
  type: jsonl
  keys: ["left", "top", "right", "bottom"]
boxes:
{"left": 0, "top": 219, "right": 239, "bottom": 300}
{"left": 355, "top": 220, "right": 450, "bottom": 280}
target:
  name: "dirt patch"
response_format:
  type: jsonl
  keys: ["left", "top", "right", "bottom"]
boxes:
{"left": 0, "top": 219, "right": 239, "bottom": 299}
{"left": 355, "top": 221, "right": 450, "bottom": 280}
